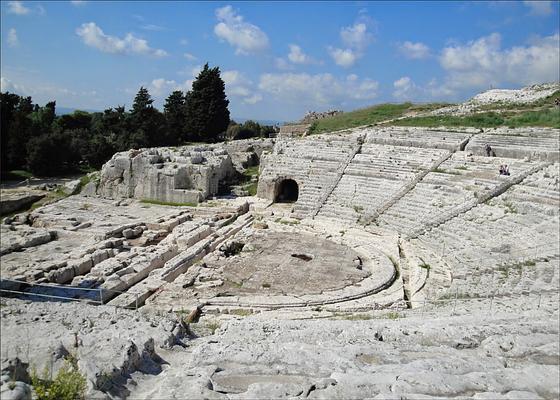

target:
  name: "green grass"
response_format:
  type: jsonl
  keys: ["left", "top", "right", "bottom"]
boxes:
{"left": 230, "top": 309, "right": 252, "bottom": 316}
{"left": 241, "top": 165, "right": 259, "bottom": 196}
{"left": 308, "top": 102, "right": 416, "bottom": 134}
{"left": 243, "top": 165, "right": 259, "bottom": 178}
{"left": 393, "top": 108, "right": 560, "bottom": 129}
{"left": 246, "top": 182, "right": 258, "bottom": 196}
{"left": 505, "top": 109, "right": 560, "bottom": 128}
{"left": 334, "top": 313, "right": 373, "bottom": 320}
{"left": 140, "top": 199, "right": 198, "bottom": 207}
{"left": 431, "top": 167, "right": 461, "bottom": 175}
{"left": 205, "top": 320, "right": 221, "bottom": 334}
{"left": 8, "top": 170, "right": 34, "bottom": 179}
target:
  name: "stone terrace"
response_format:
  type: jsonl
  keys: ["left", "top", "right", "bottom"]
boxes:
{"left": 466, "top": 129, "right": 559, "bottom": 161}
{"left": 317, "top": 143, "right": 449, "bottom": 223}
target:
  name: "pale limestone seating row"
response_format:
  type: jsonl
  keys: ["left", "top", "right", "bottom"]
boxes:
{"left": 406, "top": 161, "right": 550, "bottom": 238}
{"left": 259, "top": 135, "right": 360, "bottom": 217}
{"left": 417, "top": 197, "right": 560, "bottom": 301}
{"left": 318, "top": 176, "right": 405, "bottom": 223}
{"left": 107, "top": 213, "right": 254, "bottom": 309}
{"left": 398, "top": 240, "right": 453, "bottom": 307}
{"left": 364, "top": 127, "right": 471, "bottom": 151}
{"left": 377, "top": 155, "right": 543, "bottom": 235}
{"left": 317, "top": 145, "right": 448, "bottom": 223}
{"left": 466, "top": 133, "right": 560, "bottom": 161}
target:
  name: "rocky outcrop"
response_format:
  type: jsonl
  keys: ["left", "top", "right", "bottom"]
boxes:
{"left": 0, "top": 190, "right": 45, "bottom": 216}
{"left": 93, "top": 140, "right": 273, "bottom": 203}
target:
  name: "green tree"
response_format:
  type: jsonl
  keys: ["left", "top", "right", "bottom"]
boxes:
{"left": 0, "top": 92, "right": 21, "bottom": 174}
{"left": 6, "top": 96, "right": 35, "bottom": 170}
{"left": 129, "top": 87, "right": 165, "bottom": 148}
{"left": 184, "top": 63, "right": 230, "bottom": 142}
{"left": 164, "top": 90, "right": 186, "bottom": 144}
{"left": 26, "top": 132, "right": 70, "bottom": 176}
{"left": 131, "top": 87, "right": 153, "bottom": 115}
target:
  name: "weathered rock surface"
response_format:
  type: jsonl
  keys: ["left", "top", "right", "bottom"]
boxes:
{"left": 0, "top": 299, "right": 187, "bottom": 398}
{"left": 0, "top": 189, "right": 45, "bottom": 216}
{"left": 1, "top": 94, "right": 559, "bottom": 400}
{"left": 93, "top": 139, "right": 273, "bottom": 204}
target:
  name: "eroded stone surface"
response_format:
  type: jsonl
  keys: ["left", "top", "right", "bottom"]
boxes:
{"left": 1, "top": 120, "right": 559, "bottom": 399}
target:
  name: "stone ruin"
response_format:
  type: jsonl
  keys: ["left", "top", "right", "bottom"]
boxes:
{"left": 301, "top": 109, "right": 343, "bottom": 123}
{"left": 1, "top": 124, "right": 559, "bottom": 399}
{"left": 83, "top": 139, "right": 274, "bottom": 203}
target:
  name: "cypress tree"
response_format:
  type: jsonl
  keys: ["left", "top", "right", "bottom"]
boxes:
{"left": 184, "top": 63, "right": 230, "bottom": 142}
{"left": 164, "top": 90, "right": 186, "bottom": 144}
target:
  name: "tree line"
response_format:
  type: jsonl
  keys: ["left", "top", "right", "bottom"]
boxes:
{"left": 1, "top": 64, "right": 275, "bottom": 178}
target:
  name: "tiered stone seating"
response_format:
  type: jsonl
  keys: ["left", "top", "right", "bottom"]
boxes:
{"left": 415, "top": 181, "right": 560, "bottom": 300}
{"left": 377, "top": 153, "right": 543, "bottom": 235}
{"left": 317, "top": 144, "right": 448, "bottom": 223}
{"left": 502, "top": 162, "right": 560, "bottom": 215}
{"left": 364, "top": 126, "right": 471, "bottom": 151}
{"left": 259, "top": 135, "right": 358, "bottom": 216}
{"left": 466, "top": 130, "right": 559, "bottom": 161}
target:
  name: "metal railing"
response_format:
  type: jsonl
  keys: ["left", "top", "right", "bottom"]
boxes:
{"left": 0, "top": 279, "right": 141, "bottom": 310}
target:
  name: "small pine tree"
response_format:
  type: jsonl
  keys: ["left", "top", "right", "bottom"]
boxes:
{"left": 131, "top": 87, "right": 153, "bottom": 115}
{"left": 164, "top": 90, "right": 186, "bottom": 144}
{"left": 129, "top": 87, "right": 165, "bottom": 148}
{"left": 184, "top": 63, "right": 230, "bottom": 142}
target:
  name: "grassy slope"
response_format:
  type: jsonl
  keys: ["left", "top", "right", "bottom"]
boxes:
{"left": 393, "top": 90, "right": 560, "bottom": 129}
{"left": 392, "top": 109, "right": 560, "bottom": 129}
{"left": 307, "top": 90, "right": 560, "bottom": 133}
{"left": 308, "top": 102, "right": 453, "bottom": 134}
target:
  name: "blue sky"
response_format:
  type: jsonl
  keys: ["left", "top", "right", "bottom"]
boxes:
{"left": 1, "top": 1, "right": 559, "bottom": 121}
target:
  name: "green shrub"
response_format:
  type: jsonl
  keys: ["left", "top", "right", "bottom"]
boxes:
{"left": 31, "top": 358, "right": 87, "bottom": 400}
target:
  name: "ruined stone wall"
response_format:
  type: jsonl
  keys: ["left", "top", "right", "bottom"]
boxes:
{"left": 93, "top": 139, "right": 274, "bottom": 203}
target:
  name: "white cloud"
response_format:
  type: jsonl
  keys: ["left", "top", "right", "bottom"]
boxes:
{"left": 392, "top": 77, "right": 417, "bottom": 100}
{"left": 329, "top": 20, "right": 373, "bottom": 68}
{"left": 70, "top": 1, "right": 87, "bottom": 6}
{"left": 259, "top": 73, "right": 378, "bottom": 106}
{"left": 147, "top": 78, "right": 191, "bottom": 97}
{"left": 328, "top": 47, "right": 358, "bottom": 68}
{"left": 214, "top": 5, "right": 269, "bottom": 55}
{"left": 243, "top": 94, "right": 262, "bottom": 105}
{"left": 7, "top": 1, "right": 30, "bottom": 15}
{"left": 179, "top": 38, "right": 188, "bottom": 46}
{"left": 523, "top": 1, "right": 553, "bottom": 16}
{"left": 340, "top": 23, "right": 372, "bottom": 50}
{"left": 222, "top": 70, "right": 262, "bottom": 104}
{"left": 7, "top": 28, "right": 19, "bottom": 47}
{"left": 183, "top": 52, "right": 197, "bottom": 61}
{"left": 398, "top": 41, "right": 430, "bottom": 59}
{"left": 0, "top": 75, "right": 103, "bottom": 108}
{"left": 274, "top": 57, "right": 293, "bottom": 70}
{"left": 287, "top": 44, "right": 311, "bottom": 64}
{"left": 392, "top": 76, "right": 457, "bottom": 101}
{"left": 1, "top": 77, "right": 20, "bottom": 93}
{"left": 141, "top": 24, "right": 166, "bottom": 32}
{"left": 76, "top": 22, "right": 168, "bottom": 57}
{"left": 440, "top": 32, "right": 560, "bottom": 89}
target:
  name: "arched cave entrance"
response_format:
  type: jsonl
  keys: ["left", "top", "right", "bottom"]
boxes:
{"left": 275, "top": 179, "right": 299, "bottom": 203}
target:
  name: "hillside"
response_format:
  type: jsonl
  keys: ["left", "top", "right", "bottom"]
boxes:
{"left": 308, "top": 83, "right": 560, "bottom": 134}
